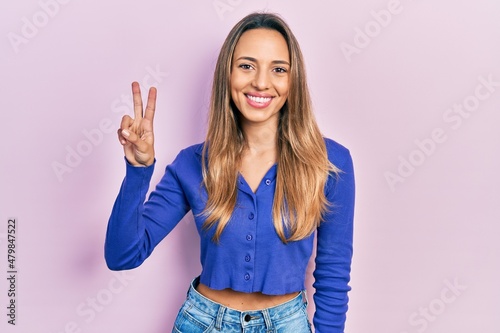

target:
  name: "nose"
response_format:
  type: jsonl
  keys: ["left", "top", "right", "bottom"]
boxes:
{"left": 252, "top": 69, "right": 270, "bottom": 90}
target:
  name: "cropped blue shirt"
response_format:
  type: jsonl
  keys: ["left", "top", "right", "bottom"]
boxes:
{"left": 105, "top": 138, "right": 355, "bottom": 333}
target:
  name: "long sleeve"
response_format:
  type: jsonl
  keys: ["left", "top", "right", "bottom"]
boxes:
{"left": 104, "top": 154, "right": 191, "bottom": 270}
{"left": 313, "top": 143, "right": 355, "bottom": 332}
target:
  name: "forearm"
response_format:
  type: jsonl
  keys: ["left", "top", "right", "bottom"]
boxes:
{"left": 104, "top": 159, "right": 155, "bottom": 270}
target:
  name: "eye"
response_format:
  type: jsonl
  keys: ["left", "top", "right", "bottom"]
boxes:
{"left": 273, "top": 67, "right": 288, "bottom": 73}
{"left": 238, "top": 64, "right": 253, "bottom": 70}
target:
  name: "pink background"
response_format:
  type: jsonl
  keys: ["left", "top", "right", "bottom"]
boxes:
{"left": 1, "top": 0, "right": 499, "bottom": 332}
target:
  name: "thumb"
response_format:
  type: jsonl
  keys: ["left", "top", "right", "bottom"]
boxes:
{"left": 122, "top": 129, "right": 146, "bottom": 150}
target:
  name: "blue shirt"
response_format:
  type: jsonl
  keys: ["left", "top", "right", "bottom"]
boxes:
{"left": 105, "top": 137, "right": 355, "bottom": 333}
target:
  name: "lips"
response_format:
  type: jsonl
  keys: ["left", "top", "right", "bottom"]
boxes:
{"left": 245, "top": 93, "right": 273, "bottom": 108}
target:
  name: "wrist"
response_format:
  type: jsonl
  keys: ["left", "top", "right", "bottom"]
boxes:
{"left": 125, "top": 157, "right": 155, "bottom": 167}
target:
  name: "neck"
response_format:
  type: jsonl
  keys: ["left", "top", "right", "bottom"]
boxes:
{"left": 241, "top": 121, "right": 278, "bottom": 153}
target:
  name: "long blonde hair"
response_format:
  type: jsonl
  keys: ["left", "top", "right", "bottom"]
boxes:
{"left": 202, "top": 12, "right": 339, "bottom": 243}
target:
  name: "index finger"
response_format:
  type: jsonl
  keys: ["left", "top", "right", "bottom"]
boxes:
{"left": 143, "top": 86, "right": 157, "bottom": 123}
{"left": 131, "top": 81, "right": 143, "bottom": 120}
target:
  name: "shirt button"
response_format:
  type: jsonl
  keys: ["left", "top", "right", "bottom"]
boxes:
{"left": 244, "top": 273, "right": 250, "bottom": 280}
{"left": 265, "top": 179, "right": 271, "bottom": 185}
{"left": 248, "top": 213, "right": 254, "bottom": 220}
{"left": 246, "top": 234, "right": 253, "bottom": 241}
{"left": 245, "top": 255, "right": 251, "bottom": 262}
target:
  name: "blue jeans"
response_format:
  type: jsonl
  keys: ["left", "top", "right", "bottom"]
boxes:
{"left": 172, "top": 277, "right": 312, "bottom": 333}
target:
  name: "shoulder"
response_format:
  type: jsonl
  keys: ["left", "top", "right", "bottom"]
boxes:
{"left": 323, "top": 137, "right": 353, "bottom": 170}
{"left": 167, "top": 142, "right": 205, "bottom": 171}
{"left": 323, "top": 137, "right": 355, "bottom": 198}
{"left": 178, "top": 142, "right": 205, "bottom": 157}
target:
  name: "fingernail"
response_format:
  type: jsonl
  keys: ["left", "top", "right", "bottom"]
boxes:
{"left": 122, "top": 129, "right": 130, "bottom": 137}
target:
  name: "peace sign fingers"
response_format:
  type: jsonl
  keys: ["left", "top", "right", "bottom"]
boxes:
{"left": 143, "top": 85, "right": 157, "bottom": 129}
{"left": 118, "top": 81, "right": 157, "bottom": 167}
{"left": 132, "top": 81, "right": 145, "bottom": 120}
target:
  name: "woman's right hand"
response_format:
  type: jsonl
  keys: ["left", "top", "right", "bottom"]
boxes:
{"left": 117, "top": 82, "right": 156, "bottom": 167}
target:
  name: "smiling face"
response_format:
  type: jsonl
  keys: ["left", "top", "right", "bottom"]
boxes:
{"left": 230, "top": 28, "right": 290, "bottom": 129}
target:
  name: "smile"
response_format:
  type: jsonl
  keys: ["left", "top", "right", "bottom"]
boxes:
{"left": 245, "top": 94, "right": 273, "bottom": 108}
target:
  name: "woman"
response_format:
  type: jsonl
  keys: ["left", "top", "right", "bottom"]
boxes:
{"left": 105, "top": 12, "right": 355, "bottom": 333}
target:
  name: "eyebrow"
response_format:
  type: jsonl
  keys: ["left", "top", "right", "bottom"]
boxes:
{"left": 235, "top": 56, "right": 290, "bottom": 66}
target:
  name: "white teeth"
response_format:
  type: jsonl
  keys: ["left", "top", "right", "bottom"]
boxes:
{"left": 247, "top": 95, "right": 271, "bottom": 104}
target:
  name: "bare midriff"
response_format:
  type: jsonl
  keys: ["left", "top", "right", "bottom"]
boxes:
{"left": 196, "top": 282, "right": 300, "bottom": 311}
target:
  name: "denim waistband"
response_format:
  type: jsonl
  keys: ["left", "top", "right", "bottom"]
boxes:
{"left": 185, "top": 276, "right": 307, "bottom": 326}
